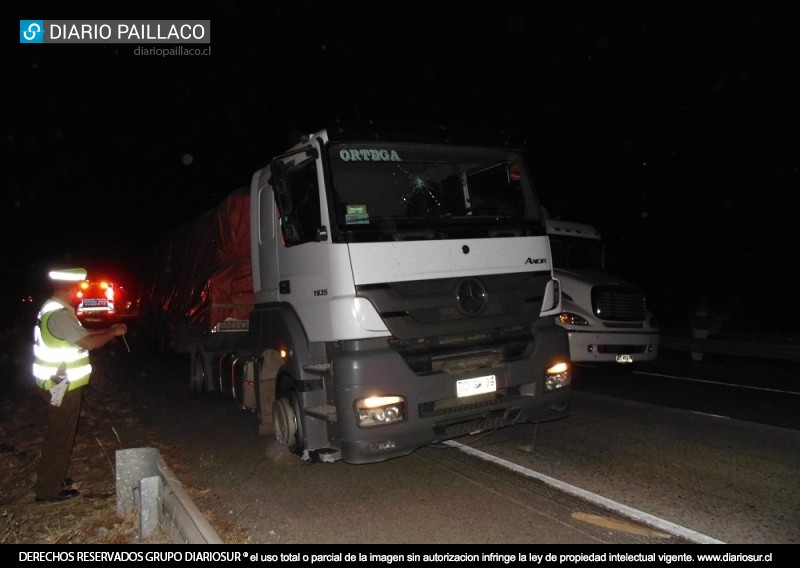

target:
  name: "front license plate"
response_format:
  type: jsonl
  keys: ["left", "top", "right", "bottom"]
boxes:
{"left": 456, "top": 374, "right": 497, "bottom": 398}
{"left": 616, "top": 354, "right": 634, "bottom": 364}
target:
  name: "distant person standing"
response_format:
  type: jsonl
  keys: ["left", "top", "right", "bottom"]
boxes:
{"left": 31, "top": 267, "right": 128, "bottom": 502}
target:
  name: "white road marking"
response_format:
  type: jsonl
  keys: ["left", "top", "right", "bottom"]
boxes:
{"left": 444, "top": 439, "right": 725, "bottom": 544}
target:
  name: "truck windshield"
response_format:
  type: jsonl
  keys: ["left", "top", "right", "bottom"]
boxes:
{"left": 327, "top": 142, "right": 544, "bottom": 242}
{"left": 549, "top": 235, "right": 605, "bottom": 271}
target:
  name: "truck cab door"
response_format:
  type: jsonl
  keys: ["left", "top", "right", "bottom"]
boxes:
{"left": 252, "top": 165, "right": 279, "bottom": 302}
{"left": 252, "top": 145, "right": 328, "bottom": 305}
{"left": 271, "top": 149, "right": 325, "bottom": 247}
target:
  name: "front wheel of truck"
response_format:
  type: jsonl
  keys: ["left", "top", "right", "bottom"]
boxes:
{"left": 273, "top": 395, "right": 304, "bottom": 454}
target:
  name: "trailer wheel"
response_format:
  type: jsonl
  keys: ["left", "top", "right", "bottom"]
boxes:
{"left": 191, "top": 348, "right": 214, "bottom": 396}
{"left": 273, "top": 395, "right": 303, "bottom": 454}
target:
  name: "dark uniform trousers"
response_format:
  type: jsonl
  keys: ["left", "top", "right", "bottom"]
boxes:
{"left": 35, "top": 386, "right": 83, "bottom": 500}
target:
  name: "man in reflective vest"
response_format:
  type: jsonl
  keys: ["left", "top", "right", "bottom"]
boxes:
{"left": 32, "top": 267, "right": 128, "bottom": 502}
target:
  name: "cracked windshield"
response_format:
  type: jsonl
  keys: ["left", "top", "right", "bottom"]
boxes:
{"left": 328, "top": 143, "right": 543, "bottom": 242}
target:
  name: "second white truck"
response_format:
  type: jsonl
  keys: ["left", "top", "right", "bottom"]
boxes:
{"left": 545, "top": 218, "right": 659, "bottom": 370}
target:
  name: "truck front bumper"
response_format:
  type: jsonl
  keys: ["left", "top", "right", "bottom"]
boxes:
{"left": 329, "top": 325, "right": 572, "bottom": 464}
{"left": 565, "top": 330, "right": 659, "bottom": 364}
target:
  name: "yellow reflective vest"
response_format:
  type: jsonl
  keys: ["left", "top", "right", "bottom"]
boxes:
{"left": 32, "top": 299, "right": 91, "bottom": 391}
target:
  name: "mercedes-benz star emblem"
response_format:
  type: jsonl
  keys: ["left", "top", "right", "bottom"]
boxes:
{"left": 456, "top": 278, "right": 487, "bottom": 315}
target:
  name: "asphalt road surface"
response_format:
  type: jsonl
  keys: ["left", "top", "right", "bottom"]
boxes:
{"left": 113, "top": 341, "right": 799, "bottom": 545}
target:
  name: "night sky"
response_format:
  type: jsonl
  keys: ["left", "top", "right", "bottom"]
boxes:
{"left": 4, "top": 3, "right": 799, "bottom": 332}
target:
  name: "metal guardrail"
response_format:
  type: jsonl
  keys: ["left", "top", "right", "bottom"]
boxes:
{"left": 659, "top": 330, "right": 800, "bottom": 362}
{"left": 116, "top": 447, "right": 223, "bottom": 544}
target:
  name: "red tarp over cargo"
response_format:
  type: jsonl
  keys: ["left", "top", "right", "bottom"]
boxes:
{"left": 142, "top": 186, "right": 253, "bottom": 333}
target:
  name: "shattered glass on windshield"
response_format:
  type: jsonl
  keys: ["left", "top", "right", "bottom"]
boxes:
{"left": 328, "top": 143, "right": 543, "bottom": 242}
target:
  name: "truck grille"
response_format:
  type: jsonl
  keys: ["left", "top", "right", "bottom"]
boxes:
{"left": 356, "top": 271, "right": 551, "bottom": 340}
{"left": 591, "top": 285, "right": 646, "bottom": 322}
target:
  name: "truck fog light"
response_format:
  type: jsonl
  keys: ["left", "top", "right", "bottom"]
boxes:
{"left": 356, "top": 395, "right": 405, "bottom": 427}
{"left": 587, "top": 345, "right": 594, "bottom": 353}
{"left": 369, "top": 440, "right": 397, "bottom": 452}
{"left": 544, "top": 361, "right": 571, "bottom": 391}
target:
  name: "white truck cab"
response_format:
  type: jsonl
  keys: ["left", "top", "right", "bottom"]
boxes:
{"left": 545, "top": 218, "right": 659, "bottom": 369}
{"left": 145, "top": 125, "right": 574, "bottom": 465}
{"left": 247, "top": 128, "right": 573, "bottom": 462}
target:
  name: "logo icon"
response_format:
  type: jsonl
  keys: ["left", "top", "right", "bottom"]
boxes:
{"left": 456, "top": 278, "right": 487, "bottom": 316}
{"left": 20, "top": 20, "right": 44, "bottom": 43}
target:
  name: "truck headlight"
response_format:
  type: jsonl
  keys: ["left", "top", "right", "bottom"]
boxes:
{"left": 545, "top": 361, "right": 571, "bottom": 391}
{"left": 356, "top": 395, "right": 405, "bottom": 427}
{"left": 557, "top": 312, "right": 590, "bottom": 326}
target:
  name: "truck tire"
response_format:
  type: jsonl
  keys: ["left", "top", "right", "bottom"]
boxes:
{"left": 191, "top": 348, "right": 214, "bottom": 396}
{"left": 273, "top": 394, "right": 304, "bottom": 455}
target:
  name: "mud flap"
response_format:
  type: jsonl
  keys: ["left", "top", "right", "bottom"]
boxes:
{"left": 257, "top": 350, "right": 282, "bottom": 436}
